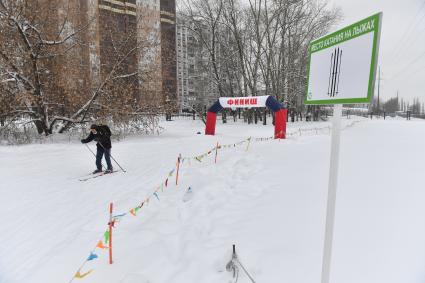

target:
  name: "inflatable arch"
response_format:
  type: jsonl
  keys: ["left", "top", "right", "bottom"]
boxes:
{"left": 205, "top": 96, "right": 287, "bottom": 139}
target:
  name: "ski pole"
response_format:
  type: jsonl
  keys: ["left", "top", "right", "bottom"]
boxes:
{"left": 85, "top": 144, "right": 106, "bottom": 169}
{"left": 98, "top": 142, "right": 126, "bottom": 173}
{"left": 226, "top": 245, "right": 239, "bottom": 280}
{"left": 231, "top": 245, "right": 256, "bottom": 283}
{"left": 235, "top": 257, "right": 256, "bottom": 283}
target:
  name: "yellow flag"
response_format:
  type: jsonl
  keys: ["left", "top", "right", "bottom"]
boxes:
{"left": 75, "top": 269, "right": 93, "bottom": 279}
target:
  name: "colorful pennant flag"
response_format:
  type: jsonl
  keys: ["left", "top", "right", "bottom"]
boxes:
{"left": 87, "top": 252, "right": 98, "bottom": 261}
{"left": 96, "top": 240, "right": 108, "bottom": 249}
{"left": 104, "top": 231, "right": 110, "bottom": 244}
{"left": 75, "top": 269, "right": 93, "bottom": 279}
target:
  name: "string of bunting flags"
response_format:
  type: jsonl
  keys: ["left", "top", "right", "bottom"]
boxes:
{"left": 70, "top": 120, "right": 363, "bottom": 281}
{"left": 180, "top": 137, "right": 252, "bottom": 163}
{"left": 70, "top": 137, "right": 257, "bottom": 281}
{"left": 69, "top": 166, "right": 179, "bottom": 282}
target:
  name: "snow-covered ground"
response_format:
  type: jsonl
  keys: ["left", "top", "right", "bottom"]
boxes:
{"left": 1, "top": 116, "right": 424, "bottom": 283}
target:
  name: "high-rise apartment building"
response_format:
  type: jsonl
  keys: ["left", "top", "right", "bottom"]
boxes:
{"left": 98, "top": 0, "right": 139, "bottom": 100}
{"left": 160, "top": 0, "right": 177, "bottom": 110}
{"left": 56, "top": 0, "right": 177, "bottom": 110}
{"left": 176, "top": 17, "right": 231, "bottom": 112}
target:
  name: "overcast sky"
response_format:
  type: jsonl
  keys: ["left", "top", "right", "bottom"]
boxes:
{"left": 328, "top": 0, "right": 425, "bottom": 102}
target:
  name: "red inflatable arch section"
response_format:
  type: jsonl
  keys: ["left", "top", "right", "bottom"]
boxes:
{"left": 205, "top": 96, "right": 287, "bottom": 139}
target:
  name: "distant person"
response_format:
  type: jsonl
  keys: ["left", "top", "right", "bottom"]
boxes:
{"left": 81, "top": 124, "right": 113, "bottom": 174}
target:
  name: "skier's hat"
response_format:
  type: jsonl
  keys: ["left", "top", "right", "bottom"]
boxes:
{"left": 90, "top": 124, "right": 98, "bottom": 130}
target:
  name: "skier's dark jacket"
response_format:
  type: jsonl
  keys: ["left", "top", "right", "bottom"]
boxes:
{"left": 81, "top": 125, "right": 112, "bottom": 149}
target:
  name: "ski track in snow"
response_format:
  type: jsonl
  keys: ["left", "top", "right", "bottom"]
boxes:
{"left": 1, "top": 117, "right": 425, "bottom": 283}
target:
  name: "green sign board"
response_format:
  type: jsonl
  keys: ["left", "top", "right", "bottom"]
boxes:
{"left": 305, "top": 13, "right": 382, "bottom": 105}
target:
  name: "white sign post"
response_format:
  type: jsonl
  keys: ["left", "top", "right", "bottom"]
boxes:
{"left": 321, "top": 103, "right": 342, "bottom": 283}
{"left": 304, "top": 13, "right": 382, "bottom": 283}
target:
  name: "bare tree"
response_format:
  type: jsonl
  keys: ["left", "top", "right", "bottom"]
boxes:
{"left": 0, "top": 0, "right": 162, "bottom": 136}
{"left": 179, "top": 0, "right": 341, "bottom": 112}
{"left": 180, "top": 0, "right": 226, "bottom": 97}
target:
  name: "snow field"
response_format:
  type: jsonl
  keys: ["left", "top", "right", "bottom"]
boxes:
{"left": 1, "top": 117, "right": 424, "bottom": 283}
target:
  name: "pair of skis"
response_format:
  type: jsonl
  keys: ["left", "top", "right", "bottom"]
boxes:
{"left": 327, "top": 47, "right": 342, "bottom": 97}
{"left": 78, "top": 170, "right": 119, "bottom": 182}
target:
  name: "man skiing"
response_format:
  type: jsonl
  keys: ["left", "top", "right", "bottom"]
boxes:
{"left": 81, "top": 124, "right": 113, "bottom": 174}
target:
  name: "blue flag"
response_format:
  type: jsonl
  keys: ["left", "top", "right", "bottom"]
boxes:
{"left": 87, "top": 252, "right": 98, "bottom": 261}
